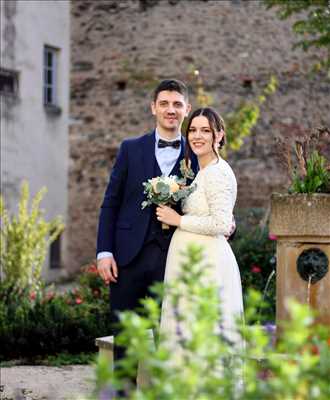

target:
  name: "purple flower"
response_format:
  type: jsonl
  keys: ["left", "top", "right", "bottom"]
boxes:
{"left": 263, "top": 322, "right": 276, "bottom": 335}
{"left": 263, "top": 323, "right": 276, "bottom": 347}
{"left": 99, "top": 385, "right": 117, "bottom": 400}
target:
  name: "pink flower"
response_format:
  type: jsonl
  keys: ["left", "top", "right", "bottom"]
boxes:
{"left": 268, "top": 233, "right": 277, "bottom": 241}
{"left": 251, "top": 265, "right": 262, "bottom": 273}
{"left": 46, "top": 292, "right": 55, "bottom": 301}
{"left": 87, "top": 264, "right": 98, "bottom": 274}
{"left": 30, "top": 291, "right": 36, "bottom": 301}
{"left": 75, "top": 297, "right": 83, "bottom": 305}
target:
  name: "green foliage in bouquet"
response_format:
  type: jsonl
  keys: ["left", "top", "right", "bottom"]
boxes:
{"left": 141, "top": 174, "right": 196, "bottom": 209}
{"left": 0, "top": 181, "right": 64, "bottom": 289}
{"left": 89, "top": 245, "right": 330, "bottom": 400}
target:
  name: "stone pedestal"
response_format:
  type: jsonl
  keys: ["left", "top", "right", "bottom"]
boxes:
{"left": 95, "top": 330, "right": 155, "bottom": 388}
{"left": 270, "top": 193, "right": 330, "bottom": 326}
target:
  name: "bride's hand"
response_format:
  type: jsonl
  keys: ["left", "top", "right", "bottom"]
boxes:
{"left": 156, "top": 205, "right": 181, "bottom": 227}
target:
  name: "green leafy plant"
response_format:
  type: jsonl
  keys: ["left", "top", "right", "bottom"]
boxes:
{"left": 0, "top": 181, "right": 64, "bottom": 289}
{"left": 0, "top": 263, "right": 111, "bottom": 361}
{"left": 0, "top": 352, "right": 95, "bottom": 367}
{"left": 264, "top": 0, "right": 330, "bottom": 74}
{"left": 275, "top": 126, "right": 330, "bottom": 193}
{"left": 88, "top": 245, "right": 330, "bottom": 400}
{"left": 290, "top": 150, "right": 330, "bottom": 193}
{"left": 38, "top": 352, "right": 95, "bottom": 367}
{"left": 231, "top": 210, "right": 277, "bottom": 322}
{"left": 225, "top": 76, "right": 278, "bottom": 153}
{"left": 0, "top": 183, "right": 110, "bottom": 362}
{"left": 187, "top": 67, "right": 278, "bottom": 154}
{"left": 78, "top": 261, "right": 109, "bottom": 302}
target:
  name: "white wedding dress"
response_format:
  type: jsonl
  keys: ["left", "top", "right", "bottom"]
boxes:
{"left": 160, "top": 157, "right": 244, "bottom": 355}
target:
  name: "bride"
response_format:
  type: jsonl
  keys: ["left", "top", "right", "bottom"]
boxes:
{"left": 156, "top": 107, "right": 244, "bottom": 355}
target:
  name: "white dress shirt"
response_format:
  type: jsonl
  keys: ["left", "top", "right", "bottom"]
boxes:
{"left": 155, "top": 129, "right": 181, "bottom": 177}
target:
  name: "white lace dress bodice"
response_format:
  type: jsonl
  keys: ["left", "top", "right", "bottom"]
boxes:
{"left": 180, "top": 158, "right": 237, "bottom": 237}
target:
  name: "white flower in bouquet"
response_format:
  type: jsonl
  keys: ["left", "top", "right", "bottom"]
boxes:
{"left": 149, "top": 176, "right": 180, "bottom": 195}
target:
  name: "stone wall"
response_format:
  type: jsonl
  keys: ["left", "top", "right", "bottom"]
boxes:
{"left": 69, "top": 0, "right": 330, "bottom": 272}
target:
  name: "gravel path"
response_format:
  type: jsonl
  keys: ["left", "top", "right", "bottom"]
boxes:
{"left": 0, "top": 365, "right": 94, "bottom": 400}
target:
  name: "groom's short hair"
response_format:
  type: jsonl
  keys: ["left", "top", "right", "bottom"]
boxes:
{"left": 153, "top": 79, "right": 189, "bottom": 102}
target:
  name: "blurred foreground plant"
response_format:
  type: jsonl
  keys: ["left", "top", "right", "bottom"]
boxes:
{"left": 90, "top": 245, "right": 330, "bottom": 400}
{"left": 0, "top": 181, "right": 64, "bottom": 289}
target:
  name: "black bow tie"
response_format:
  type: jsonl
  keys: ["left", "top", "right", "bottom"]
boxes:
{"left": 158, "top": 138, "right": 181, "bottom": 149}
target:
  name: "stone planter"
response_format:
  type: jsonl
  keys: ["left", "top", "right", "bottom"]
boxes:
{"left": 270, "top": 193, "right": 330, "bottom": 326}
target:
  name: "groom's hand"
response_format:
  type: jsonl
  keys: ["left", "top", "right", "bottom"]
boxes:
{"left": 97, "top": 256, "right": 118, "bottom": 284}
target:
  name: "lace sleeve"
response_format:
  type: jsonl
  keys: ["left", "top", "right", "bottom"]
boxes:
{"left": 180, "top": 166, "right": 235, "bottom": 236}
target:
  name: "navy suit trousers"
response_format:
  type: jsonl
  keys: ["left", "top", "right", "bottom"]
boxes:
{"left": 109, "top": 239, "right": 168, "bottom": 332}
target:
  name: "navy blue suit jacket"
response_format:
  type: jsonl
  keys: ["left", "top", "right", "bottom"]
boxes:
{"left": 96, "top": 130, "right": 197, "bottom": 267}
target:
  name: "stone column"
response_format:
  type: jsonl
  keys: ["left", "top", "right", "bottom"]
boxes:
{"left": 270, "top": 193, "right": 330, "bottom": 326}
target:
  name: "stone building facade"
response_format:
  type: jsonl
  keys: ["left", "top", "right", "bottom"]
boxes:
{"left": 69, "top": 0, "right": 329, "bottom": 272}
{"left": 1, "top": 0, "right": 70, "bottom": 279}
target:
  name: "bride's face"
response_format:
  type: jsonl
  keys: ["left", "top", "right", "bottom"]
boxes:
{"left": 188, "top": 116, "right": 221, "bottom": 158}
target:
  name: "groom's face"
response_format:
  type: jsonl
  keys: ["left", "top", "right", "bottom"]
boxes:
{"left": 151, "top": 90, "right": 191, "bottom": 133}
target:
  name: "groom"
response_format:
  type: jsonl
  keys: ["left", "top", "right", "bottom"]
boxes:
{"left": 96, "top": 79, "right": 195, "bottom": 381}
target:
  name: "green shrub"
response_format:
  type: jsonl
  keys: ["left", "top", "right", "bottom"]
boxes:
{"left": 78, "top": 261, "right": 109, "bottom": 303}
{"left": 0, "top": 181, "right": 64, "bottom": 289}
{"left": 0, "top": 265, "right": 111, "bottom": 361}
{"left": 232, "top": 209, "right": 277, "bottom": 322}
{"left": 290, "top": 150, "right": 330, "bottom": 194}
{"left": 90, "top": 245, "right": 330, "bottom": 400}
{"left": 0, "top": 182, "right": 111, "bottom": 361}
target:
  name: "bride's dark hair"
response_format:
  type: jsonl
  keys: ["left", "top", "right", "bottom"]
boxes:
{"left": 184, "top": 107, "right": 226, "bottom": 167}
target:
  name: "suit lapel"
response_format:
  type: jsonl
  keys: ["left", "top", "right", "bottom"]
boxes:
{"left": 142, "top": 130, "right": 156, "bottom": 181}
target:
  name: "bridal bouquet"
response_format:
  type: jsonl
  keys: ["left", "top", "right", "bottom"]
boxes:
{"left": 141, "top": 160, "right": 196, "bottom": 229}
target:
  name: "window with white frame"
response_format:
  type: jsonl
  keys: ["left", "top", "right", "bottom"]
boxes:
{"left": 43, "top": 46, "right": 59, "bottom": 107}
